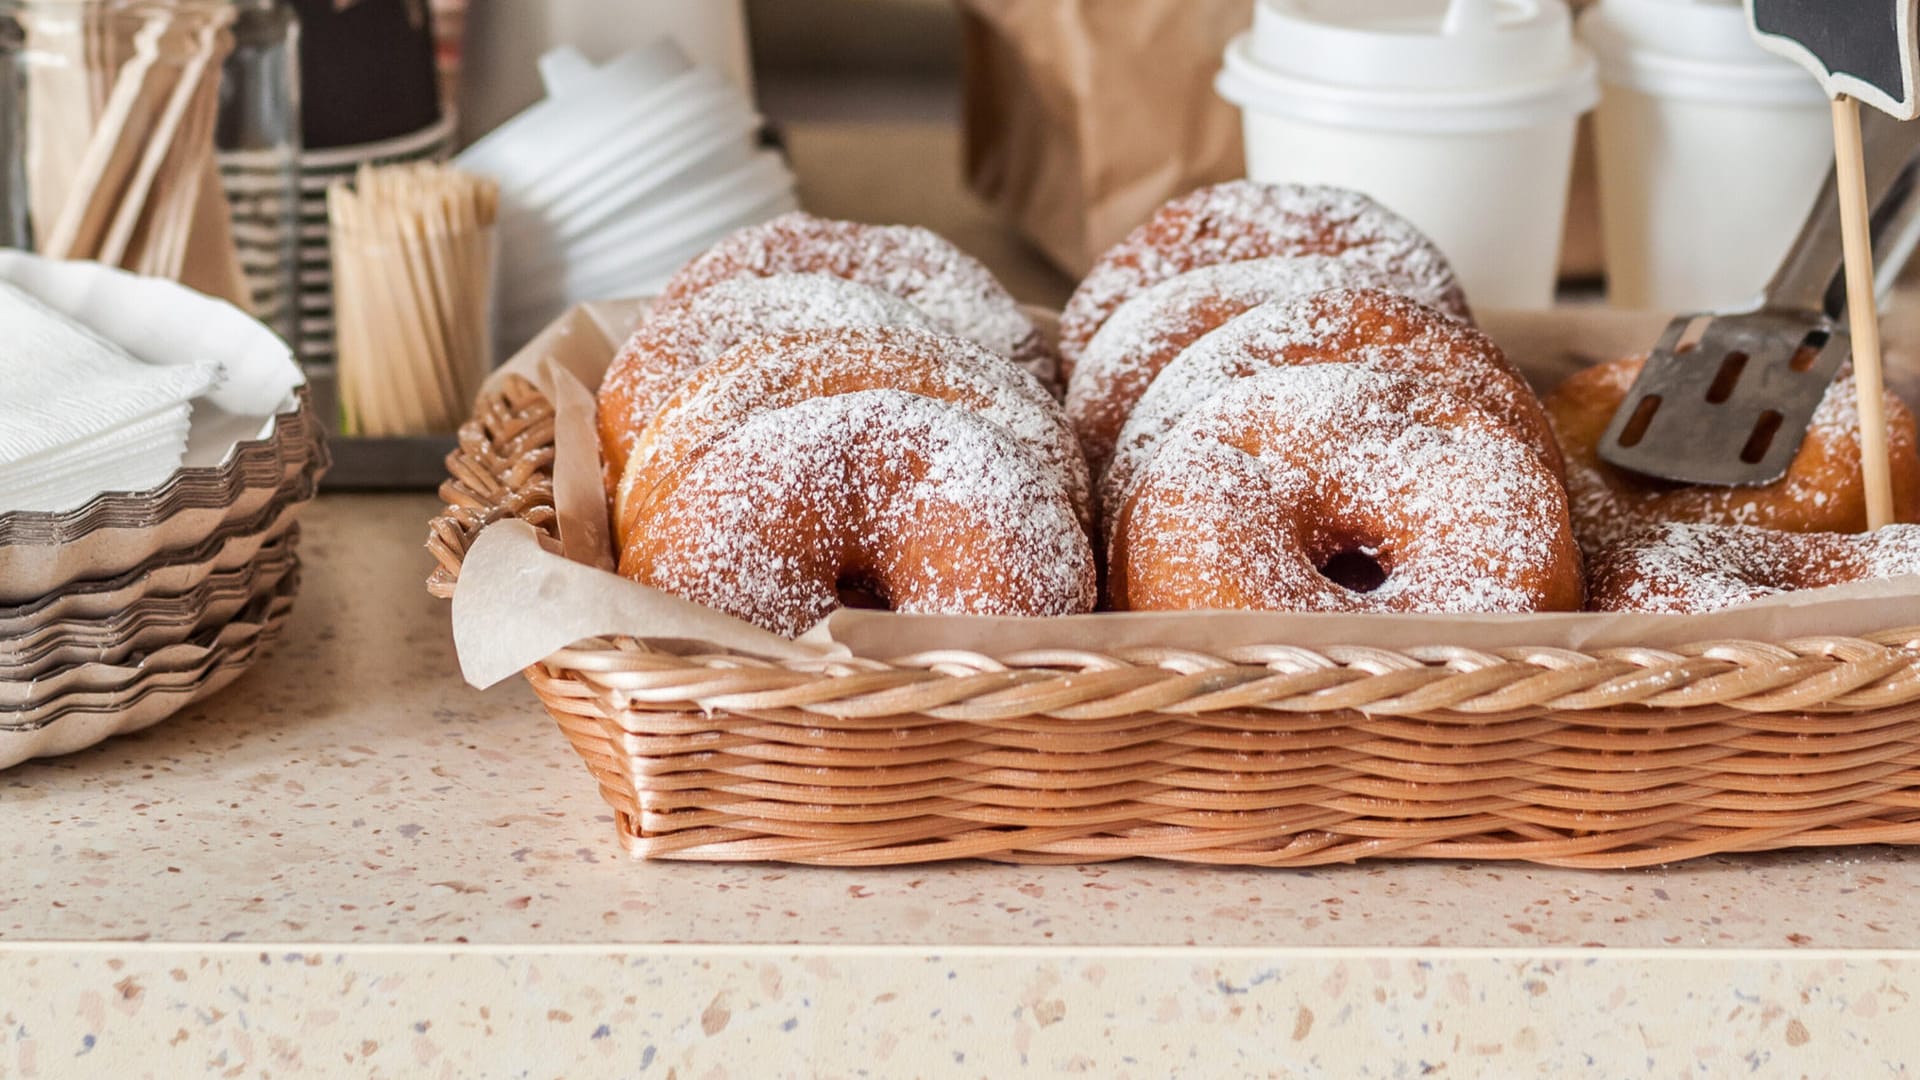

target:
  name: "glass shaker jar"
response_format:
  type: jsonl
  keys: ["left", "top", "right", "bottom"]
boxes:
{"left": 0, "top": 0, "right": 300, "bottom": 345}
{"left": 217, "top": 0, "right": 301, "bottom": 346}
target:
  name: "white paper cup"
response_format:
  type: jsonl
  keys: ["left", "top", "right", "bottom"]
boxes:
{"left": 1216, "top": 0, "right": 1598, "bottom": 310}
{"left": 1579, "top": 0, "right": 1830, "bottom": 311}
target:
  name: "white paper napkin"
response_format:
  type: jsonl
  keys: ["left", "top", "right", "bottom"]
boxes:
{"left": 0, "top": 280, "right": 221, "bottom": 513}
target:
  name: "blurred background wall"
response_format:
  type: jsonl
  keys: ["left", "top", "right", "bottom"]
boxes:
{"left": 457, "top": 0, "right": 963, "bottom": 142}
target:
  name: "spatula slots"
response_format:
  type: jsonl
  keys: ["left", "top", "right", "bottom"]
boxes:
{"left": 1597, "top": 105, "right": 1920, "bottom": 489}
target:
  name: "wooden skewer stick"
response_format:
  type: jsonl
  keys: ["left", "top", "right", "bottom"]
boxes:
{"left": 1831, "top": 95, "right": 1898, "bottom": 531}
{"left": 329, "top": 163, "right": 499, "bottom": 436}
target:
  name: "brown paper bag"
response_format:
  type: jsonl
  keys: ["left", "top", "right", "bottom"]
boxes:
{"left": 961, "top": 0, "right": 1253, "bottom": 278}
{"left": 1561, "top": 0, "right": 1603, "bottom": 281}
{"left": 961, "top": 0, "right": 1605, "bottom": 282}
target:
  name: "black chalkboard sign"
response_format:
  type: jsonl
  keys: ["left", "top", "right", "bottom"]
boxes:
{"left": 1750, "top": 0, "right": 1920, "bottom": 118}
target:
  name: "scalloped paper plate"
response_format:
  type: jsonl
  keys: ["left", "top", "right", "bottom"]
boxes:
{"left": 0, "top": 585, "right": 295, "bottom": 768}
{"left": 0, "top": 254, "right": 315, "bottom": 603}
{"left": 0, "top": 391, "right": 323, "bottom": 604}
{"left": 1, "top": 537, "right": 298, "bottom": 679}
{"left": 0, "top": 573, "right": 296, "bottom": 734}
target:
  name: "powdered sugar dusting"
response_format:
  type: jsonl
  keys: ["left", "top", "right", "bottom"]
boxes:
{"left": 1551, "top": 357, "right": 1920, "bottom": 555}
{"left": 623, "top": 390, "right": 1097, "bottom": 636}
{"left": 659, "top": 211, "right": 1054, "bottom": 385}
{"left": 626, "top": 325, "right": 1092, "bottom": 528}
{"left": 598, "top": 273, "right": 933, "bottom": 474}
{"left": 1058, "top": 181, "right": 1469, "bottom": 370}
{"left": 1066, "top": 256, "right": 1406, "bottom": 477}
{"left": 1587, "top": 521, "right": 1920, "bottom": 613}
{"left": 1112, "top": 365, "right": 1579, "bottom": 613}
{"left": 1100, "top": 288, "right": 1556, "bottom": 532}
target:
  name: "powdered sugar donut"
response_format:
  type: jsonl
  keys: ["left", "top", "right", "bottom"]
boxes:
{"left": 614, "top": 325, "right": 1092, "bottom": 543}
{"left": 1108, "top": 365, "right": 1583, "bottom": 614}
{"left": 1057, "top": 181, "right": 1469, "bottom": 380}
{"left": 1100, "top": 289, "right": 1560, "bottom": 535}
{"left": 1066, "top": 256, "right": 1404, "bottom": 478}
{"left": 620, "top": 390, "right": 1097, "bottom": 636}
{"left": 1587, "top": 521, "right": 1920, "bottom": 613}
{"left": 659, "top": 212, "right": 1056, "bottom": 388}
{"left": 1545, "top": 356, "right": 1920, "bottom": 555}
{"left": 597, "top": 273, "right": 934, "bottom": 484}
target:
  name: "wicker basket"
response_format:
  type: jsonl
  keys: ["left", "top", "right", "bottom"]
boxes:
{"left": 429, "top": 374, "right": 1920, "bottom": 868}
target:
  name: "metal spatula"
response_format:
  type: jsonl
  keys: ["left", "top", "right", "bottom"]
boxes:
{"left": 1598, "top": 111, "right": 1920, "bottom": 486}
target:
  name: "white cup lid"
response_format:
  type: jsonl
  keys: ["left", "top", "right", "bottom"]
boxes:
{"left": 1219, "top": 0, "right": 1597, "bottom": 132}
{"left": 1578, "top": 0, "right": 1825, "bottom": 104}
{"left": 1248, "top": 0, "right": 1582, "bottom": 91}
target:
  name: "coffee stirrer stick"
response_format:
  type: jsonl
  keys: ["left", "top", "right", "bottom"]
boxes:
{"left": 19, "top": 7, "right": 99, "bottom": 244}
{"left": 329, "top": 163, "right": 500, "bottom": 437}
{"left": 358, "top": 177, "right": 437, "bottom": 434}
{"left": 41, "top": 13, "right": 173, "bottom": 260}
{"left": 30, "top": 2, "right": 245, "bottom": 299}
{"left": 391, "top": 171, "right": 464, "bottom": 429}
{"left": 1831, "top": 95, "right": 1897, "bottom": 529}
{"left": 100, "top": 10, "right": 232, "bottom": 269}
{"left": 1748, "top": 0, "right": 1918, "bottom": 531}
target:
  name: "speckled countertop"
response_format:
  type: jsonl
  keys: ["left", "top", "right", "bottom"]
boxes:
{"left": 6, "top": 494, "right": 1920, "bottom": 1076}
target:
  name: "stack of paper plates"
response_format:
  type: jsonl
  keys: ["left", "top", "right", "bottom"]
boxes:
{"left": 0, "top": 254, "right": 328, "bottom": 769}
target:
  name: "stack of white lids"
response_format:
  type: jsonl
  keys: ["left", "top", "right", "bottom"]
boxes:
{"left": 0, "top": 282, "right": 223, "bottom": 514}
{"left": 458, "top": 43, "right": 799, "bottom": 348}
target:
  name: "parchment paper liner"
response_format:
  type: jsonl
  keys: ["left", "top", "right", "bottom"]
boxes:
{"left": 447, "top": 298, "right": 1920, "bottom": 690}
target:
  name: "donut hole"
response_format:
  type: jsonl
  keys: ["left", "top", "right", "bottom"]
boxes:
{"left": 834, "top": 573, "right": 893, "bottom": 611}
{"left": 1318, "top": 545, "right": 1390, "bottom": 594}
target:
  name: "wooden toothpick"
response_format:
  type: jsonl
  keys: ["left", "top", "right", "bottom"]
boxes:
{"left": 1830, "top": 94, "right": 1898, "bottom": 530}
